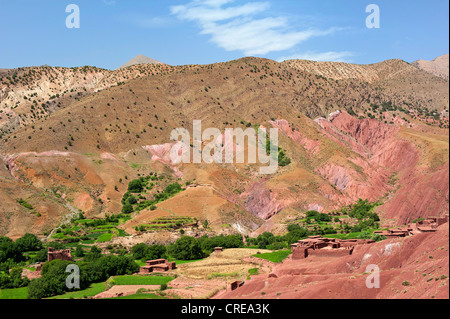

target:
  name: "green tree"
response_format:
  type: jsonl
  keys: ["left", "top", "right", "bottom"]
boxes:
{"left": 0, "top": 237, "right": 22, "bottom": 263}
{"left": 128, "top": 179, "right": 144, "bottom": 193}
{"left": 74, "top": 246, "right": 85, "bottom": 258}
{"left": 131, "top": 243, "right": 148, "bottom": 260}
{"left": 122, "top": 203, "right": 133, "bottom": 214}
{"left": 29, "top": 260, "right": 79, "bottom": 299}
{"left": 16, "top": 233, "right": 43, "bottom": 252}
{"left": 84, "top": 246, "right": 102, "bottom": 262}
{"left": 256, "top": 232, "right": 275, "bottom": 249}
{"left": 32, "top": 249, "right": 48, "bottom": 263}
{"left": 168, "top": 236, "right": 204, "bottom": 260}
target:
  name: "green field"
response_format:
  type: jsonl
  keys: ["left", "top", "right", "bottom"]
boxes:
{"left": 248, "top": 268, "right": 259, "bottom": 276}
{"left": 0, "top": 287, "right": 29, "bottom": 299}
{"left": 48, "top": 282, "right": 106, "bottom": 299}
{"left": 113, "top": 275, "right": 174, "bottom": 285}
{"left": 97, "top": 233, "right": 113, "bottom": 242}
{"left": 253, "top": 250, "right": 291, "bottom": 263}
{"left": 134, "top": 260, "right": 146, "bottom": 267}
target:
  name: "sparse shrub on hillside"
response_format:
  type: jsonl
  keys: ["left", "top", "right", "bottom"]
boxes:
{"left": 17, "top": 198, "right": 33, "bottom": 211}
{"left": 122, "top": 203, "right": 133, "bottom": 214}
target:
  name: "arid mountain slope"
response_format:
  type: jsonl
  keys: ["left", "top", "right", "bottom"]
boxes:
{"left": 118, "top": 55, "right": 165, "bottom": 69}
{"left": 0, "top": 63, "right": 184, "bottom": 136}
{"left": 1, "top": 57, "right": 448, "bottom": 138}
{"left": 0, "top": 57, "right": 448, "bottom": 239}
{"left": 412, "top": 54, "right": 449, "bottom": 80}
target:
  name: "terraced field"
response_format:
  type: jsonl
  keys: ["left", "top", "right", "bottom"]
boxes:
{"left": 137, "top": 216, "right": 197, "bottom": 232}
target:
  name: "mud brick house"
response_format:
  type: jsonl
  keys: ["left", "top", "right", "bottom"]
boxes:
{"left": 25, "top": 249, "right": 71, "bottom": 279}
{"left": 291, "top": 236, "right": 374, "bottom": 260}
{"left": 409, "top": 215, "right": 449, "bottom": 233}
{"left": 373, "top": 227, "right": 412, "bottom": 238}
{"left": 24, "top": 262, "right": 44, "bottom": 280}
{"left": 47, "top": 247, "right": 72, "bottom": 262}
{"left": 139, "top": 259, "right": 176, "bottom": 274}
{"left": 417, "top": 215, "right": 448, "bottom": 228}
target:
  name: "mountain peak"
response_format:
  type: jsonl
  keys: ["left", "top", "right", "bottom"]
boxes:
{"left": 118, "top": 55, "right": 164, "bottom": 69}
{"left": 411, "top": 53, "right": 449, "bottom": 80}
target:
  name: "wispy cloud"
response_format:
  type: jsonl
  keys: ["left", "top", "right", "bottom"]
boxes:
{"left": 278, "top": 51, "right": 355, "bottom": 63}
{"left": 103, "top": 0, "right": 116, "bottom": 6}
{"left": 170, "top": 0, "right": 341, "bottom": 56}
{"left": 118, "top": 13, "right": 175, "bottom": 29}
{"left": 134, "top": 16, "right": 174, "bottom": 28}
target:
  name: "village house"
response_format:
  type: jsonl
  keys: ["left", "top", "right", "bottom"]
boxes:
{"left": 291, "top": 236, "right": 374, "bottom": 260}
{"left": 139, "top": 259, "right": 176, "bottom": 274}
{"left": 47, "top": 247, "right": 72, "bottom": 262}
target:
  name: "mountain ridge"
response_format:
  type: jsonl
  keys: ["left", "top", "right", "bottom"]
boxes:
{"left": 118, "top": 54, "right": 165, "bottom": 69}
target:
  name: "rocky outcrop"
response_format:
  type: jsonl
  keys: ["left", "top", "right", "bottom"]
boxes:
{"left": 244, "top": 182, "right": 284, "bottom": 220}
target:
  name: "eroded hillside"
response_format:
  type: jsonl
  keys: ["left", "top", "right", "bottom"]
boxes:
{"left": 0, "top": 57, "right": 448, "bottom": 240}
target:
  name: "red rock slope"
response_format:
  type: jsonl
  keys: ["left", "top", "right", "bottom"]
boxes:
{"left": 216, "top": 223, "right": 449, "bottom": 299}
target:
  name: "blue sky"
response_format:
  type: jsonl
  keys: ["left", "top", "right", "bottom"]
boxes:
{"left": 0, "top": 0, "right": 448, "bottom": 69}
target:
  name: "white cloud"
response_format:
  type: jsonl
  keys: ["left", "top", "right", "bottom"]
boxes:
{"left": 170, "top": 0, "right": 341, "bottom": 56}
{"left": 278, "top": 51, "right": 355, "bottom": 63}
{"left": 171, "top": 1, "right": 270, "bottom": 23}
{"left": 118, "top": 13, "right": 175, "bottom": 29}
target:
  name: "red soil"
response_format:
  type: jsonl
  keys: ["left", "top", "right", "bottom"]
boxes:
{"left": 216, "top": 224, "right": 449, "bottom": 299}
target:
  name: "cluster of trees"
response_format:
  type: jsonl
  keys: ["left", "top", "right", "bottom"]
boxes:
{"left": 0, "top": 234, "right": 43, "bottom": 265}
{"left": 0, "top": 234, "right": 44, "bottom": 289}
{"left": 246, "top": 200, "right": 382, "bottom": 250}
{"left": 167, "top": 235, "right": 245, "bottom": 260}
{"left": 0, "top": 267, "right": 30, "bottom": 290}
{"left": 130, "top": 220, "right": 387, "bottom": 261}
{"left": 167, "top": 236, "right": 204, "bottom": 261}
{"left": 28, "top": 253, "right": 139, "bottom": 299}
{"left": 305, "top": 210, "right": 333, "bottom": 223}
{"left": 265, "top": 136, "right": 291, "bottom": 167}
{"left": 247, "top": 225, "right": 309, "bottom": 249}
{"left": 122, "top": 178, "right": 184, "bottom": 214}
{"left": 346, "top": 199, "right": 381, "bottom": 232}
{"left": 131, "top": 243, "right": 166, "bottom": 261}
{"left": 130, "top": 235, "right": 245, "bottom": 262}
{"left": 127, "top": 172, "right": 164, "bottom": 193}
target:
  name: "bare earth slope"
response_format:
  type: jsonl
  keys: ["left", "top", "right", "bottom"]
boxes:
{"left": 0, "top": 57, "right": 448, "bottom": 240}
{"left": 412, "top": 54, "right": 449, "bottom": 81}
{"left": 118, "top": 54, "right": 165, "bottom": 69}
{"left": 216, "top": 223, "right": 449, "bottom": 299}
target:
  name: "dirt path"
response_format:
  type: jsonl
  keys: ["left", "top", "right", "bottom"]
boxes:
{"left": 92, "top": 285, "right": 160, "bottom": 299}
{"left": 167, "top": 278, "right": 227, "bottom": 299}
{"left": 46, "top": 201, "right": 80, "bottom": 241}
